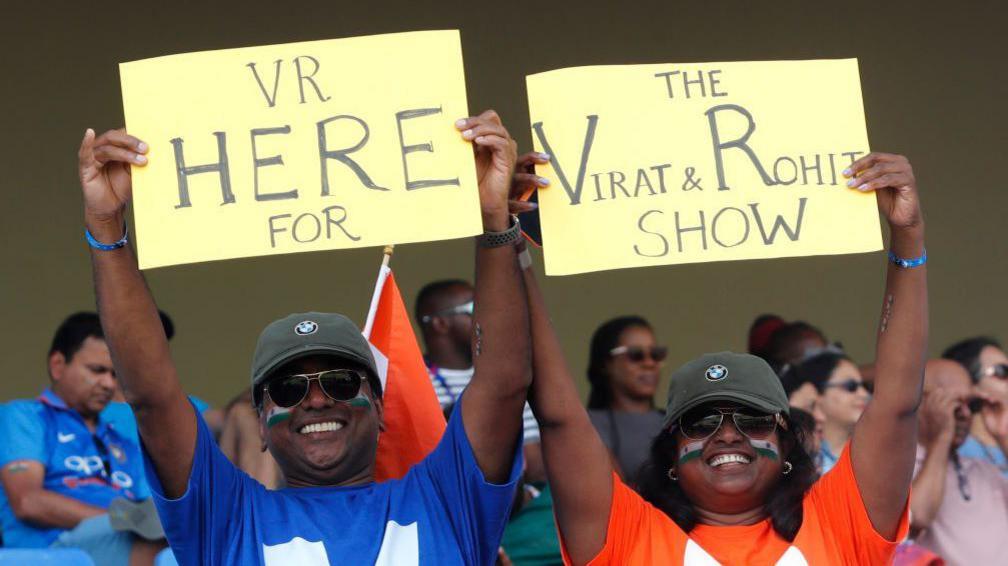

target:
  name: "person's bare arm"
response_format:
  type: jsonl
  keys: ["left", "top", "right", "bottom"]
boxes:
{"left": 78, "top": 129, "right": 195, "bottom": 498}
{"left": 1, "top": 461, "right": 104, "bottom": 529}
{"left": 910, "top": 388, "right": 956, "bottom": 531}
{"left": 847, "top": 152, "right": 928, "bottom": 539}
{"left": 455, "top": 111, "right": 531, "bottom": 484}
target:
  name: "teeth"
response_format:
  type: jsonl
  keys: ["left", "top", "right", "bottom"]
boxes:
{"left": 709, "top": 454, "right": 751, "bottom": 467}
{"left": 299, "top": 421, "right": 345, "bottom": 434}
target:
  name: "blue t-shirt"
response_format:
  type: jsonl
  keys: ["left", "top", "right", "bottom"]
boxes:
{"left": 959, "top": 435, "right": 1008, "bottom": 477}
{"left": 146, "top": 401, "right": 522, "bottom": 565}
{"left": 0, "top": 389, "right": 145, "bottom": 547}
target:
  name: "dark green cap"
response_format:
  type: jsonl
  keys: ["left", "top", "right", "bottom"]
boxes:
{"left": 250, "top": 312, "right": 381, "bottom": 406}
{"left": 663, "top": 351, "right": 789, "bottom": 430}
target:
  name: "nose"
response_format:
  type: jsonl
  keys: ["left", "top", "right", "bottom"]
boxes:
{"left": 97, "top": 371, "right": 117, "bottom": 392}
{"left": 302, "top": 379, "right": 334, "bottom": 410}
{"left": 712, "top": 417, "right": 744, "bottom": 444}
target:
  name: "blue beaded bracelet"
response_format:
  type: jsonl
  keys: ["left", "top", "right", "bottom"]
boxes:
{"left": 888, "top": 248, "right": 927, "bottom": 269}
{"left": 85, "top": 224, "right": 129, "bottom": 251}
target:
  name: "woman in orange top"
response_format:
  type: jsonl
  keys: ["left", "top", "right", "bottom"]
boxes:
{"left": 516, "top": 151, "right": 927, "bottom": 565}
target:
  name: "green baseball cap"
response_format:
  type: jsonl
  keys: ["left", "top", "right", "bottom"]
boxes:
{"left": 663, "top": 351, "right": 789, "bottom": 430}
{"left": 250, "top": 312, "right": 381, "bottom": 407}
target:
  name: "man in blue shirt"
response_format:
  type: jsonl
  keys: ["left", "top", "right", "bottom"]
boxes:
{"left": 0, "top": 312, "right": 165, "bottom": 565}
{"left": 76, "top": 109, "right": 530, "bottom": 565}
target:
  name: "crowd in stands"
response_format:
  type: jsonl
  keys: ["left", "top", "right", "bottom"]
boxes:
{"left": 0, "top": 113, "right": 1002, "bottom": 566}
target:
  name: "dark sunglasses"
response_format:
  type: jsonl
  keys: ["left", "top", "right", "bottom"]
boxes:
{"left": 421, "top": 300, "right": 474, "bottom": 324}
{"left": 264, "top": 369, "right": 365, "bottom": 409}
{"left": 978, "top": 364, "right": 1008, "bottom": 380}
{"left": 610, "top": 345, "right": 668, "bottom": 363}
{"left": 823, "top": 379, "right": 871, "bottom": 394}
{"left": 678, "top": 407, "right": 783, "bottom": 441}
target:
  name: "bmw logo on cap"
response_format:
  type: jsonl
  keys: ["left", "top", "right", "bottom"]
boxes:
{"left": 705, "top": 364, "right": 728, "bottom": 381}
{"left": 294, "top": 321, "right": 318, "bottom": 336}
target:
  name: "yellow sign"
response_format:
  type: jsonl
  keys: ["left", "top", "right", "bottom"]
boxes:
{"left": 121, "top": 30, "right": 479, "bottom": 269}
{"left": 526, "top": 59, "right": 882, "bottom": 276}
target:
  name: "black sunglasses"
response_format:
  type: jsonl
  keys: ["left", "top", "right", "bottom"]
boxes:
{"left": 678, "top": 407, "right": 782, "bottom": 441}
{"left": 264, "top": 369, "right": 365, "bottom": 409}
{"left": 978, "top": 364, "right": 1008, "bottom": 380}
{"left": 823, "top": 379, "right": 871, "bottom": 394}
{"left": 610, "top": 345, "right": 668, "bottom": 363}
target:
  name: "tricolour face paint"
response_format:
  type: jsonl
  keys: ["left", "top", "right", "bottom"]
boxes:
{"left": 346, "top": 392, "right": 372, "bottom": 410}
{"left": 266, "top": 406, "right": 292, "bottom": 429}
{"left": 678, "top": 440, "right": 705, "bottom": 464}
{"left": 749, "top": 438, "right": 780, "bottom": 461}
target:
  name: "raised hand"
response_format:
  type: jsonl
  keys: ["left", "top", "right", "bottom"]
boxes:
{"left": 918, "top": 387, "right": 957, "bottom": 450}
{"left": 509, "top": 151, "right": 551, "bottom": 215}
{"left": 845, "top": 153, "right": 922, "bottom": 232}
{"left": 456, "top": 110, "right": 518, "bottom": 230}
{"left": 77, "top": 128, "right": 148, "bottom": 238}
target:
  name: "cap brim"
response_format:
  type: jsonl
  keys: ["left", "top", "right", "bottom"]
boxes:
{"left": 663, "top": 391, "right": 787, "bottom": 429}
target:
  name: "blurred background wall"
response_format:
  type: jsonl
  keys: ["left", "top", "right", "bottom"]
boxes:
{"left": 2, "top": 0, "right": 1004, "bottom": 405}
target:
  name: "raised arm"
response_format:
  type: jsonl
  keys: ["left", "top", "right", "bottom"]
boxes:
{"left": 455, "top": 111, "right": 532, "bottom": 484}
{"left": 909, "top": 387, "right": 956, "bottom": 532}
{"left": 78, "top": 129, "right": 195, "bottom": 498}
{"left": 512, "top": 153, "right": 615, "bottom": 565}
{"left": 847, "top": 152, "right": 928, "bottom": 539}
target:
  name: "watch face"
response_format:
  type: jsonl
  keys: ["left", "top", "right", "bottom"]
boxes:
{"left": 517, "top": 189, "right": 542, "bottom": 247}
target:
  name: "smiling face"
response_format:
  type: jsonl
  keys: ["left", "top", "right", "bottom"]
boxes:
{"left": 674, "top": 402, "right": 787, "bottom": 514}
{"left": 605, "top": 326, "right": 664, "bottom": 403}
{"left": 259, "top": 354, "right": 384, "bottom": 487}
{"left": 819, "top": 360, "right": 870, "bottom": 430}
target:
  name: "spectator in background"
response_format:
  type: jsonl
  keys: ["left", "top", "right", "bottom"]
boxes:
{"left": 911, "top": 359, "right": 1008, "bottom": 565}
{"left": 0, "top": 312, "right": 163, "bottom": 565}
{"left": 586, "top": 316, "right": 667, "bottom": 484}
{"left": 217, "top": 389, "right": 282, "bottom": 489}
{"left": 779, "top": 352, "right": 869, "bottom": 473}
{"left": 747, "top": 314, "right": 785, "bottom": 362}
{"left": 763, "top": 320, "right": 829, "bottom": 372}
{"left": 943, "top": 337, "right": 1008, "bottom": 476}
{"left": 416, "top": 278, "right": 544, "bottom": 482}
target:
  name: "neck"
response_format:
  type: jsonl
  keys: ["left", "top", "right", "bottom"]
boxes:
{"left": 610, "top": 394, "right": 652, "bottom": 414}
{"left": 284, "top": 468, "right": 374, "bottom": 489}
{"left": 970, "top": 415, "right": 997, "bottom": 445}
{"left": 427, "top": 344, "right": 471, "bottom": 371}
{"left": 822, "top": 421, "right": 851, "bottom": 454}
{"left": 694, "top": 504, "right": 768, "bottom": 527}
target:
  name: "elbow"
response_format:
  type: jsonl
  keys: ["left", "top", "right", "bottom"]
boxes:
{"left": 9, "top": 492, "right": 39, "bottom": 523}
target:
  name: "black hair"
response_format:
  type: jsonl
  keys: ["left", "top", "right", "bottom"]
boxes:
{"left": 49, "top": 312, "right": 104, "bottom": 363}
{"left": 414, "top": 279, "right": 472, "bottom": 325}
{"left": 942, "top": 336, "right": 1003, "bottom": 381}
{"left": 780, "top": 351, "right": 850, "bottom": 396}
{"left": 586, "top": 315, "right": 653, "bottom": 410}
{"left": 637, "top": 413, "right": 818, "bottom": 541}
{"left": 765, "top": 321, "right": 827, "bottom": 372}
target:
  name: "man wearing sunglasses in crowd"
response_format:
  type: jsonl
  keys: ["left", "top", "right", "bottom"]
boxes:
{"left": 75, "top": 109, "right": 531, "bottom": 565}
{"left": 517, "top": 151, "right": 929, "bottom": 564}
{"left": 910, "top": 359, "right": 1008, "bottom": 565}
{"left": 943, "top": 336, "right": 1008, "bottom": 477}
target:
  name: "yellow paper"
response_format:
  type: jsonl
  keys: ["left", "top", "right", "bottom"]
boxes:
{"left": 526, "top": 59, "right": 882, "bottom": 276}
{"left": 121, "top": 30, "right": 479, "bottom": 269}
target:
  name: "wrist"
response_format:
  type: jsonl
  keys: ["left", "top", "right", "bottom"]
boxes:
{"left": 889, "top": 224, "right": 925, "bottom": 258}
{"left": 481, "top": 209, "right": 510, "bottom": 232}
{"left": 85, "top": 213, "right": 126, "bottom": 243}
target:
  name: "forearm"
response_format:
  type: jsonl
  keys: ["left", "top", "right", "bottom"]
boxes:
{"left": 522, "top": 263, "right": 613, "bottom": 565}
{"left": 909, "top": 445, "right": 950, "bottom": 529}
{"left": 15, "top": 489, "right": 105, "bottom": 530}
{"left": 460, "top": 228, "right": 531, "bottom": 483}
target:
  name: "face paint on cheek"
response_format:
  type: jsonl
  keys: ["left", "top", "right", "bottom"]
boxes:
{"left": 749, "top": 438, "right": 780, "bottom": 461}
{"left": 346, "top": 393, "right": 372, "bottom": 410}
{"left": 678, "top": 440, "right": 705, "bottom": 465}
{"left": 266, "top": 406, "right": 292, "bottom": 429}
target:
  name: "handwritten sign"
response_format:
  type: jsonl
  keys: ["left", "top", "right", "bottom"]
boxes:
{"left": 526, "top": 59, "right": 882, "bottom": 276}
{"left": 120, "top": 30, "right": 479, "bottom": 269}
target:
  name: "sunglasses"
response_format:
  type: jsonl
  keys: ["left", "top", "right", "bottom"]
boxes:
{"left": 822, "top": 379, "right": 871, "bottom": 394}
{"left": 264, "top": 369, "right": 365, "bottom": 409}
{"left": 978, "top": 364, "right": 1008, "bottom": 380}
{"left": 678, "top": 407, "right": 783, "bottom": 441}
{"left": 421, "top": 300, "right": 474, "bottom": 324}
{"left": 610, "top": 345, "right": 668, "bottom": 363}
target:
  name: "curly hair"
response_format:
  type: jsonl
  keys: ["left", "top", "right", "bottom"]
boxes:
{"left": 636, "top": 414, "right": 819, "bottom": 542}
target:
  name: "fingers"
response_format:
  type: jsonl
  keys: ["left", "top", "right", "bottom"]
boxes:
{"left": 844, "top": 153, "right": 912, "bottom": 192}
{"left": 516, "top": 151, "right": 551, "bottom": 173}
{"left": 455, "top": 109, "right": 506, "bottom": 139}
{"left": 508, "top": 199, "right": 538, "bottom": 214}
{"left": 83, "top": 128, "right": 148, "bottom": 167}
{"left": 513, "top": 173, "right": 550, "bottom": 190}
{"left": 97, "top": 129, "right": 147, "bottom": 154}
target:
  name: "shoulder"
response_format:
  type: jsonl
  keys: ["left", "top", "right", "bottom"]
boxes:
{"left": 1, "top": 399, "right": 47, "bottom": 422}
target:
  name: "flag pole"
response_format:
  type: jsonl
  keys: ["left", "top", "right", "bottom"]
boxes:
{"left": 363, "top": 245, "right": 395, "bottom": 339}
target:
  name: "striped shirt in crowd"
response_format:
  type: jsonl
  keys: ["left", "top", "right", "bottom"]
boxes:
{"left": 428, "top": 365, "right": 540, "bottom": 445}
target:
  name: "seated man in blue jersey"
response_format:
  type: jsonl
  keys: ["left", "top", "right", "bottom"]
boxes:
{"left": 76, "top": 109, "right": 530, "bottom": 565}
{"left": 0, "top": 312, "right": 165, "bottom": 565}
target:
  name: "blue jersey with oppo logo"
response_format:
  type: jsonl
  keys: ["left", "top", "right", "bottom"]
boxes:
{"left": 147, "top": 400, "right": 522, "bottom": 566}
{"left": 0, "top": 389, "right": 144, "bottom": 547}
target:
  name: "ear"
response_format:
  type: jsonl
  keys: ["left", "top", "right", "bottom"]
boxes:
{"left": 429, "top": 316, "right": 449, "bottom": 335}
{"left": 48, "top": 352, "right": 67, "bottom": 382}
{"left": 374, "top": 396, "right": 386, "bottom": 432}
{"left": 258, "top": 412, "right": 269, "bottom": 452}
